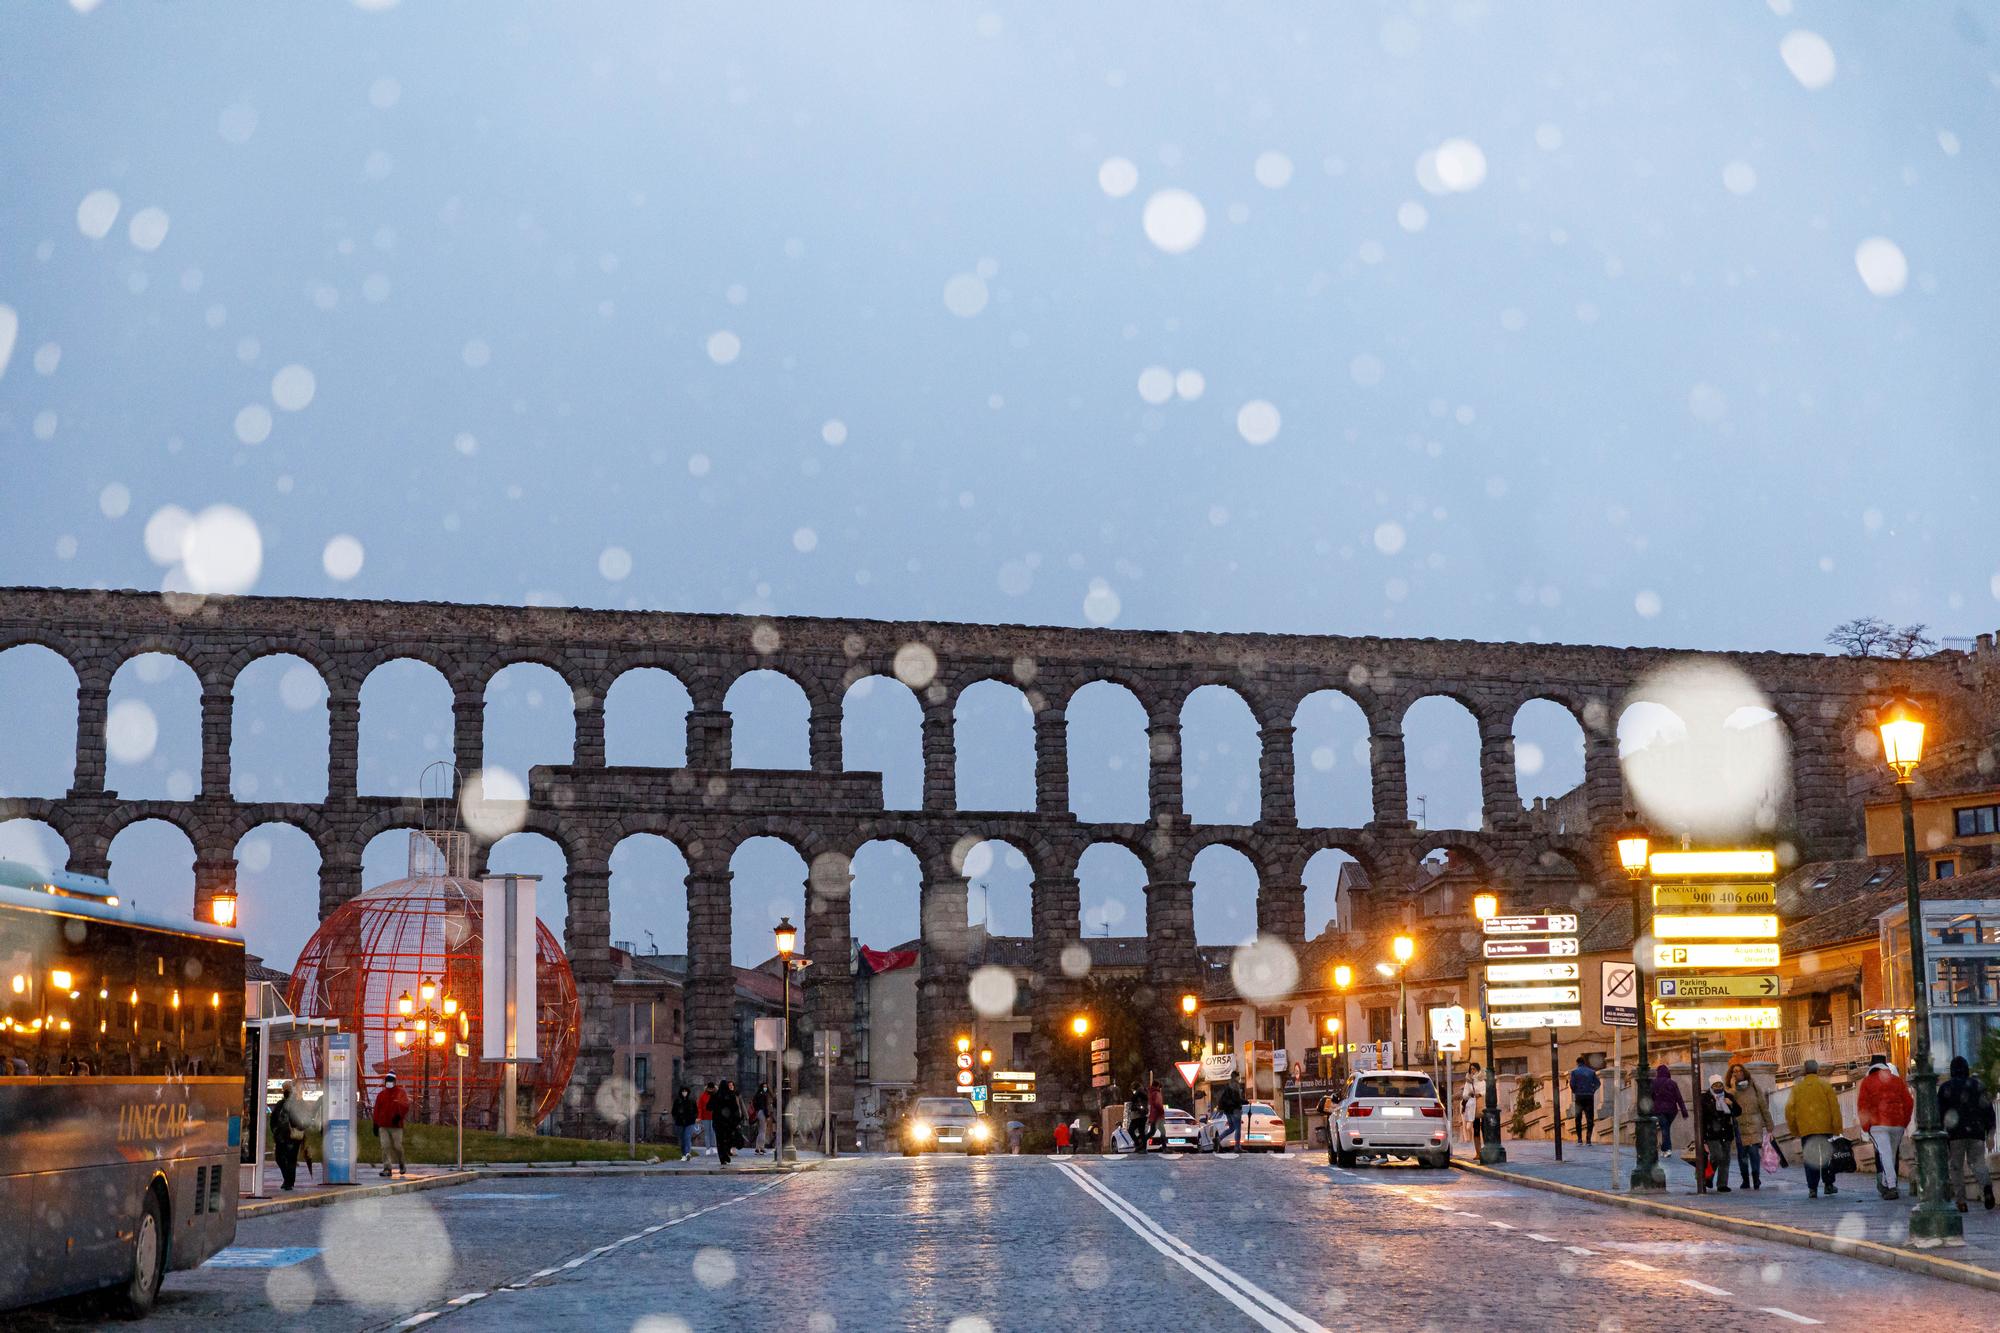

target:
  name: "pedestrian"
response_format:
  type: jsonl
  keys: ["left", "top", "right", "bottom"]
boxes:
{"left": 1857, "top": 1054, "right": 1914, "bottom": 1200}
{"left": 671, "top": 1085, "right": 697, "bottom": 1159}
{"left": 1649, "top": 1063, "right": 1686, "bottom": 1155}
{"left": 1125, "top": 1083, "right": 1149, "bottom": 1154}
{"left": 1725, "top": 1062, "right": 1771, "bottom": 1190}
{"left": 712, "top": 1079, "right": 743, "bottom": 1167}
{"left": 1699, "top": 1077, "right": 1741, "bottom": 1193}
{"left": 752, "top": 1081, "right": 773, "bottom": 1154}
{"left": 1006, "top": 1118, "right": 1026, "bottom": 1154}
{"left": 269, "top": 1081, "right": 306, "bottom": 1191}
{"left": 1216, "top": 1077, "right": 1246, "bottom": 1154}
{"left": 372, "top": 1072, "right": 411, "bottom": 1179}
{"left": 1785, "top": 1058, "right": 1843, "bottom": 1199}
{"left": 1146, "top": 1078, "right": 1166, "bottom": 1150}
{"left": 1053, "top": 1116, "right": 1072, "bottom": 1156}
{"left": 1069, "top": 1112, "right": 1088, "bottom": 1155}
{"left": 696, "top": 1080, "right": 716, "bottom": 1156}
{"left": 1937, "top": 1054, "right": 1996, "bottom": 1213}
{"left": 1569, "top": 1056, "right": 1601, "bottom": 1145}
{"left": 1461, "top": 1063, "right": 1483, "bottom": 1147}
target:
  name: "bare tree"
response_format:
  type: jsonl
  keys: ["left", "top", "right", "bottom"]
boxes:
{"left": 1826, "top": 617, "right": 1937, "bottom": 659}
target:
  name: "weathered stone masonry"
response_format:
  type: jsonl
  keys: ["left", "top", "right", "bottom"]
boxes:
{"left": 0, "top": 585, "right": 1976, "bottom": 1133}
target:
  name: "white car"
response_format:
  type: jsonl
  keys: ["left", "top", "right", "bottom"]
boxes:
{"left": 1198, "top": 1102, "right": 1287, "bottom": 1153}
{"left": 1161, "top": 1107, "right": 1201, "bottom": 1151}
{"left": 901, "top": 1097, "right": 994, "bottom": 1155}
{"left": 1328, "top": 1071, "right": 1450, "bottom": 1168}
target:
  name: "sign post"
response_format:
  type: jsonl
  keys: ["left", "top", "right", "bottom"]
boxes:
{"left": 1600, "top": 960, "right": 1638, "bottom": 1190}
{"left": 324, "top": 1032, "right": 356, "bottom": 1185}
{"left": 1483, "top": 914, "right": 1582, "bottom": 1152}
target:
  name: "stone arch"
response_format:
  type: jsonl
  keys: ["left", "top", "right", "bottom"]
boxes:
{"left": 230, "top": 653, "right": 330, "bottom": 803}
{"left": 841, "top": 673, "right": 922, "bottom": 809}
{"left": 1065, "top": 680, "right": 1149, "bottom": 823}
{"left": 1292, "top": 688, "right": 1372, "bottom": 828}
{"left": 488, "top": 829, "right": 573, "bottom": 947}
{"left": 727, "top": 834, "right": 809, "bottom": 967}
{"left": 358, "top": 657, "right": 454, "bottom": 797}
{"left": 1077, "top": 841, "right": 1148, "bottom": 939}
{"left": 609, "top": 831, "right": 690, "bottom": 957}
{"left": 0, "top": 817, "right": 69, "bottom": 869}
{"left": 1180, "top": 684, "right": 1261, "bottom": 825}
{"left": 220, "top": 639, "right": 340, "bottom": 691}
{"left": 956, "top": 837, "right": 1036, "bottom": 936}
{"left": 484, "top": 661, "right": 577, "bottom": 782}
{"left": 1511, "top": 697, "right": 1586, "bottom": 808}
{"left": 724, "top": 668, "right": 811, "bottom": 770}
{"left": 0, "top": 643, "right": 78, "bottom": 797}
{"left": 1190, "top": 842, "right": 1261, "bottom": 946}
{"left": 1301, "top": 846, "right": 1360, "bottom": 938}
{"left": 106, "top": 817, "right": 197, "bottom": 919}
{"left": 1401, "top": 694, "right": 1483, "bottom": 832}
{"left": 233, "top": 821, "right": 323, "bottom": 967}
{"left": 106, "top": 651, "right": 201, "bottom": 801}
{"left": 953, "top": 680, "right": 1035, "bottom": 812}
{"left": 850, "top": 835, "right": 923, "bottom": 953}
{"left": 604, "top": 666, "right": 692, "bottom": 768}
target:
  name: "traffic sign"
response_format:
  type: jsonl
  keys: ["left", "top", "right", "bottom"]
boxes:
{"left": 1485, "top": 960, "right": 1580, "bottom": 983}
{"left": 1653, "top": 1004, "right": 1780, "bottom": 1032}
{"left": 1653, "top": 882, "right": 1776, "bottom": 911}
{"left": 956, "top": 1053, "right": 973, "bottom": 1070}
{"left": 1427, "top": 1006, "right": 1467, "bottom": 1048}
{"left": 1490, "top": 1008, "right": 1583, "bottom": 1031}
{"left": 1481, "top": 913, "right": 1579, "bottom": 935}
{"left": 1486, "top": 985, "right": 1581, "bottom": 1008}
{"left": 1650, "top": 849, "right": 1776, "bottom": 878}
{"left": 1174, "top": 1060, "right": 1203, "bottom": 1087}
{"left": 1653, "top": 913, "right": 1779, "bottom": 940}
{"left": 1654, "top": 942, "right": 1780, "bottom": 969}
{"left": 1657, "top": 974, "right": 1780, "bottom": 1000}
{"left": 1601, "top": 960, "right": 1639, "bottom": 1028}
{"left": 1483, "top": 937, "right": 1579, "bottom": 959}
{"left": 956, "top": 1070, "right": 974, "bottom": 1087}
{"left": 990, "top": 1072, "right": 1037, "bottom": 1103}
{"left": 969, "top": 1085, "right": 988, "bottom": 1104}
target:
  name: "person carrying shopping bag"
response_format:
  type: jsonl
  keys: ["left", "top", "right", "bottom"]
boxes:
{"left": 1725, "top": 1062, "right": 1772, "bottom": 1189}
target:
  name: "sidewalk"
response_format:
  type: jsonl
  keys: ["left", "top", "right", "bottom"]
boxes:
{"left": 239, "top": 1162, "right": 477, "bottom": 1218}
{"left": 1458, "top": 1136, "right": 2000, "bottom": 1292}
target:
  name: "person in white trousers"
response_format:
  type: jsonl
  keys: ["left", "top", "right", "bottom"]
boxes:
{"left": 1857, "top": 1055, "right": 1914, "bottom": 1200}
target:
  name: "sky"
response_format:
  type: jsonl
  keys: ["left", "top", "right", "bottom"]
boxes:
{"left": 2, "top": 1, "right": 1996, "bottom": 968}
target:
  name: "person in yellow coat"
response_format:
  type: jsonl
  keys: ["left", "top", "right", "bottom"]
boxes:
{"left": 1785, "top": 1059, "right": 1844, "bottom": 1199}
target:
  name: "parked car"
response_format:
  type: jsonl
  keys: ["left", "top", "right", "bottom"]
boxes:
{"left": 1197, "top": 1102, "right": 1287, "bottom": 1153}
{"left": 901, "top": 1097, "right": 994, "bottom": 1156}
{"left": 1328, "top": 1071, "right": 1450, "bottom": 1168}
{"left": 1161, "top": 1107, "right": 1201, "bottom": 1151}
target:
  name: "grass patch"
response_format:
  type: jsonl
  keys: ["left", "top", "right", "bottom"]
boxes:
{"left": 299, "top": 1121, "right": 683, "bottom": 1166}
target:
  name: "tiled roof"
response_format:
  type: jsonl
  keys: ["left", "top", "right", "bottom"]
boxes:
{"left": 1780, "top": 863, "right": 2000, "bottom": 954}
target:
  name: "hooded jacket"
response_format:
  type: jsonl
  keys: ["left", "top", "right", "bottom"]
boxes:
{"left": 1937, "top": 1057, "right": 1997, "bottom": 1142}
{"left": 1857, "top": 1066, "right": 1914, "bottom": 1131}
{"left": 1729, "top": 1075, "right": 1772, "bottom": 1139}
{"left": 1785, "top": 1073, "right": 1842, "bottom": 1138}
{"left": 1649, "top": 1065, "right": 1687, "bottom": 1121}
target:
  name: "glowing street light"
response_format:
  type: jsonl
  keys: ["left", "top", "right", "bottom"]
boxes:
{"left": 1070, "top": 1014, "right": 1090, "bottom": 1038}
{"left": 1472, "top": 893, "right": 1497, "bottom": 922}
{"left": 1613, "top": 815, "right": 1660, "bottom": 1187}
{"left": 209, "top": 887, "right": 238, "bottom": 929}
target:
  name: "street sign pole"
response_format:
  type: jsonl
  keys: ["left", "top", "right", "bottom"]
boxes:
{"left": 1550, "top": 1028, "right": 1563, "bottom": 1162}
{"left": 1610, "top": 1026, "right": 1620, "bottom": 1191}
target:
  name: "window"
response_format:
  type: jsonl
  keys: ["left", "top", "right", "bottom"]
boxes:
{"left": 1011, "top": 1031, "right": 1031, "bottom": 1068}
{"left": 1209, "top": 1020, "right": 1236, "bottom": 1053}
{"left": 1366, "top": 1006, "right": 1393, "bottom": 1043}
{"left": 1807, "top": 993, "right": 1833, "bottom": 1028}
{"left": 1260, "top": 1016, "right": 1286, "bottom": 1050}
{"left": 1863, "top": 867, "right": 1892, "bottom": 888}
{"left": 1934, "top": 859, "right": 1957, "bottom": 880}
{"left": 1809, "top": 871, "right": 1836, "bottom": 891}
{"left": 1952, "top": 804, "right": 2000, "bottom": 838}
{"left": 1497, "top": 1057, "right": 1529, "bottom": 1077}
{"left": 634, "top": 1054, "right": 650, "bottom": 1094}
{"left": 1354, "top": 1074, "right": 1436, "bottom": 1099}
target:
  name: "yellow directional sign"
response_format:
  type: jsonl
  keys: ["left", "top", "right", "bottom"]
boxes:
{"left": 1654, "top": 942, "right": 1780, "bottom": 969}
{"left": 1485, "top": 961, "right": 1581, "bottom": 983}
{"left": 1486, "top": 985, "right": 1581, "bottom": 1007}
{"left": 1653, "top": 882, "right": 1776, "bottom": 911}
{"left": 1653, "top": 1004, "right": 1780, "bottom": 1032}
{"left": 1649, "top": 850, "right": 1776, "bottom": 878}
{"left": 1657, "top": 975, "right": 1780, "bottom": 1001}
{"left": 1653, "top": 914, "right": 1779, "bottom": 940}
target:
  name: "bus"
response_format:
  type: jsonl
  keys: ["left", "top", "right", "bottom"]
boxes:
{"left": 0, "top": 860, "right": 246, "bottom": 1316}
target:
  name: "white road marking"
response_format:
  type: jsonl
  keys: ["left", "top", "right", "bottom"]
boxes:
{"left": 1056, "top": 1163, "right": 1328, "bottom": 1333}
{"left": 1616, "top": 1260, "right": 1660, "bottom": 1273}
{"left": 1489, "top": 1221, "right": 1516, "bottom": 1231}
{"left": 446, "top": 1293, "right": 487, "bottom": 1306}
{"left": 1526, "top": 1233, "right": 1559, "bottom": 1243}
{"left": 1678, "top": 1279, "right": 1732, "bottom": 1297}
{"left": 397, "top": 1316, "right": 440, "bottom": 1329}
{"left": 1563, "top": 1246, "right": 1598, "bottom": 1256}
{"left": 1760, "top": 1309, "right": 1822, "bottom": 1326}
{"left": 1453, "top": 1211, "right": 1481, "bottom": 1218}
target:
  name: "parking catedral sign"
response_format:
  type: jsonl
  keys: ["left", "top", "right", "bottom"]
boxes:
{"left": 1484, "top": 912, "right": 1582, "bottom": 1030}
{"left": 1648, "top": 849, "right": 1782, "bottom": 1032}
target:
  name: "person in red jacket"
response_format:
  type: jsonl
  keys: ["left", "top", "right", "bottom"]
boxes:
{"left": 372, "top": 1072, "right": 412, "bottom": 1179}
{"left": 1857, "top": 1054, "right": 1914, "bottom": 1199}
{"left": 694, "top": 1081, "right": 715, "bottom": 1158}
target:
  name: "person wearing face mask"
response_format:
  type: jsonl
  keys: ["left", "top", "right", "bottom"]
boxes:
{"left": 1699, "top": 1077, "right": 1741, "bottom": 1194}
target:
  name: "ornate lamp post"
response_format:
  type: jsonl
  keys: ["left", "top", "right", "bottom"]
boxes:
{"left": 209, "top": 886, "right": 238, "bottom": 930}
{"left": 1879, "top": 697, "right": 1962, "bottom": 1244}
{"left": 1615, "top": 819, "right": 1665, "bottom": 1191}
{"left": 774, "top": 916, "right": 798, "bottom": 1163}
{"left": 1390, "top": 934, "right": 1415, "bottom": 1066}
{"left": 394, "top": 977, "right": 454, "bottom": 1122}
{"left": 1471, "top": 892, "right": 1505, "bottom": 1164}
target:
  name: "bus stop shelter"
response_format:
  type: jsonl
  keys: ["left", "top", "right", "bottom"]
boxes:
{"left": 242, "top": 982, "right": 343, "bottom": 1200}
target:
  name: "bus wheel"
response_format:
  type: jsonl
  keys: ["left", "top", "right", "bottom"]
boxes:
{"left": 115, "top": 1188, "right": 166, "bottom": 1318}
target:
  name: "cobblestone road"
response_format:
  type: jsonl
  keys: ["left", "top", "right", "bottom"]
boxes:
{"left": 20, "top": 1154, "right": 2000, "bottom": 1331}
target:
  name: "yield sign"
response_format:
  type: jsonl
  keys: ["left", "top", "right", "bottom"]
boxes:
{"left": 1174, "top": 1060, "right": 1203, "bottom": 1087}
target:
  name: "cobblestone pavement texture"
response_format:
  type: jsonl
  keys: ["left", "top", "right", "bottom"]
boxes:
{"left": 18, "top": 1153, "right": 2000, "bottom": 1331}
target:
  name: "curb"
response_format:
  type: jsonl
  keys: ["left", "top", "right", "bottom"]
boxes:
{"left": 1451, "top": 1160, "right": 2000, "bottom": 1296}
{"left": 240, "top": 1170, "right": 479, "bottom": 1219}
{"left": 478, "top": 1161, "right": 824, "bottom": 1178}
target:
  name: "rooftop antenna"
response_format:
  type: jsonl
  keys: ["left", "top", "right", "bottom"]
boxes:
{"left": 412, "top": 759, "right": 470, "bottom": 882}
{"left": 644, "top": 929, "right": 657, "bottom": 955}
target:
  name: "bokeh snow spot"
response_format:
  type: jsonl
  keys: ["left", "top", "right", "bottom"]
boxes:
{"left": 1097, "top": 156, "right": 1138, "bottom": 198}
{"left": 943, "top": 273, "right": 989, "bottom": 318}
{"left": 692, "top": 1247, "right": 738, "bottom": 1289}
{"left": 1082, "top": 578, "right": 1121, "bottom": 626}
{"left": 272, "top": 364, "right": 316, "bottom": 411}
{"left": 1236, "top": 399, "right": 1281, "bottom": 445}
{"left": 107, "top": 699, "right": 158, "bottom": 765}
{"left": 235, "top": 404, "right": 273, "bottom": 445}
{"left": 1253, "top": 150, "right": 1294, "bottom": 188}
{"left": 706, "top": 330, "right": 741, "bottom": 363}
{"left": 1231, "top": 936, "right": 1299, "bottom": 1002}
{"left": 968, "top": 964, "right": 1017, "bottom": 1018}
{"left": 323, "top": 534, "right": 365, "bottom": 581}
{"left": 599, "top": 547, "right": 632, "bottom": 581}
{"left": 1780, "top": 30, "right": 1836, "bottom": 90}
{"left": 76, "top": 189, "right": 120, "bottom": 239}
{"left": 1142, "top": 188, "right": 1206, "bottom": 254}
{"left": 1854, "top": 237, "right": 1907, "bottom": 297}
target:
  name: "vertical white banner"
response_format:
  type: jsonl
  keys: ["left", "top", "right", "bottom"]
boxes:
{"left": 482, "top": 875, "right": 540, "bottom": 1062}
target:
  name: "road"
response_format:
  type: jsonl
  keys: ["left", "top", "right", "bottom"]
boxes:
{"left": 19, "top": 1154, "right": 1999, "bottom": 1330}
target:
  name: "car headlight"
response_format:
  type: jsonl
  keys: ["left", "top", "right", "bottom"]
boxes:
{"left": 970, "top": 1121, "right": 990, "bottom": 1140}
{"left": 910, "top": 1121, "right": 931, "bottom": 1139}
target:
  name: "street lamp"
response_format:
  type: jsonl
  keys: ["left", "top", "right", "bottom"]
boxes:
{"left": 1878, "top": 697, "right": 1962, "bottom": 1243}
{"left": 209, "top": 886, "right": 238, "bottom": 929}
{"left": 1467, "top": 894, "right": 1507, "bottom": 1164}
{"left": 1472, "top": 892, "right": 1497, "bottom": 923}
{"left": 1330, "top": 963, "right": 1354, "bottom": 1078}
{"left": 394, "top": 977, "right": 454, "bottom": 1122}
{"left": 1615, "top": 817, "right": 1663, "bottom": 1190}
{"left": 774, "top": 916, "right": 798, "bottom": 1164}
{"left": 1071, "top": 1014, "right": 1090, "bottom": 1037}
{"left": 1391, "top": 934, "right": 1415, "bottom": 1067}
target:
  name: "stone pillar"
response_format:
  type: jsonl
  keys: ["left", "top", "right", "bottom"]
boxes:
{"left": 1582, "top": 730, "right": 1623, "bottom": 832}
{"left": 1144, "top": 877, "right": 1199, "bottom": 990}
{"left": 193, "top": 855, "right": 236, "bottom": 927}
{"left": 684, "top": 870, "right": 736, "bottom": 1083}
{"left": 916, "top": 871, "right": 971, "bottom": 1092}
{"left": 804, "top": 856, "right": 857, "bottom": 1137}
{"left": 1259, "top": 723, "right": 1296, "bottom": 826}
{"left": 1034, "top": 706, "right": 1069, "bottom": 815}
{"left": 452, "top": 688, "right": 484, "bottom": 777}
{"left": 1147, "top": 714, "right": 1183, "bottom": 821}
{"left": 1256, "top": 878, "right": 1306, "bottom": 946}
{"left": 200, "top": 685, "right": 233, "bottom": 798}
{"left": 808, "top": 701, "right": 843, "bottom": 774}
{"left": 70, "top": 683, "right": 109, "bottom": 796}
{"left": 687, "top": 708, "right": 732, "bottom": 770}
{"left": 1479, "top": 719, "right": 1520, "bottom": 831}
{"left": 573, "top": 685, "right": 606, "bottom": 768}
{"left": 319, "top": 849, "right": 363, "bottom": 919}
{"left": 69, "top": 834, "right": 111, "bottom": 879}
{"left": 1369, "top": 726, "right": 1410, "bottom": 827}
{"left": 564, "top": 862, "right": 615, "bottom": 1135}
{"left": 326, "top": 685, "right": 360, "bottom": 799}
{"left": 1029, "top": 873, "right": 1083, "bottom": 1113}
{"left": 921, "top": 699, "right": 956, "bottom": 813}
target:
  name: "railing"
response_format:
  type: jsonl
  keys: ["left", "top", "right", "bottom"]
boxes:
{"left": 1733, "top": 1028, "right": 1875, "bottom": 1070}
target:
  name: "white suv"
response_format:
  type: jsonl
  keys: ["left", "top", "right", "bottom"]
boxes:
{"left": 1327, "top": 1071, "right": 1450, "bottom": 1169}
